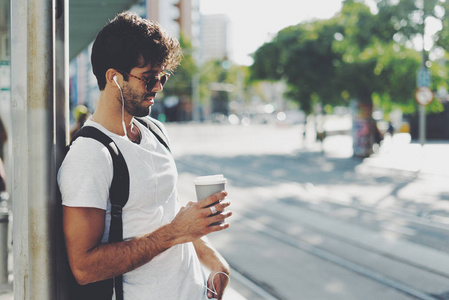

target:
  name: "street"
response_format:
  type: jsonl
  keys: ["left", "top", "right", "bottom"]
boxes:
{"left": 166, "top": 122, "right": 449, "bottom": 300}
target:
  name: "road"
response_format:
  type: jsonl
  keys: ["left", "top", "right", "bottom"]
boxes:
{"left": 166, "top": 122, "right": 449, "bottom": 300}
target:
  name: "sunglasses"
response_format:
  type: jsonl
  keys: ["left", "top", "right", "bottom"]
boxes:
{"left": 118, "top": 70, "right": 170, "bottom": 93}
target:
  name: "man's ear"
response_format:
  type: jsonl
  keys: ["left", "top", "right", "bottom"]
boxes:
{"left": 105, "top": 69, "right": 120, "bottom": 89}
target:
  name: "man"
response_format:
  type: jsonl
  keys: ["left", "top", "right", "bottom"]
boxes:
{"left": 58, "top": 12, "right": 232, "bottom": 300}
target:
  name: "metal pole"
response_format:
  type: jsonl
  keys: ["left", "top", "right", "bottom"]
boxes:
{"left": 419, "top": 105, "right": 426, "bottom": 146}
{"left": 11, "top": 0, "right": 30, "bottom": 298}
{"left": 27, "top": 0, "right": 57, "bottom": 298}
{"left": 419, "top": 2, "right": 426, "bottom": 147}
{"left": 192, "top": 73, "right": 200, "bottom": 122}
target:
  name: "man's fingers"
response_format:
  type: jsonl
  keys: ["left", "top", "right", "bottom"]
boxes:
{"left": 199, "top": 191, "right": 227, "bottom": 208}
{"left": 208, "top": 221, "right": 231, "bottom": 232}
{"left": 207, "top": 200, "right": 231, "bottom": 216}
{"left": 211, "top": 210, "right": 232, "bottom": 223}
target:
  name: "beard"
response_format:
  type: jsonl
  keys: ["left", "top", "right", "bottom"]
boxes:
{"left": 120, "top": 85, "right": 154, "bottom": 117}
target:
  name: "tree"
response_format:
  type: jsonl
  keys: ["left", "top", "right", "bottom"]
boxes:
{"left": 251, "top": 1, "right": 422, "bottom": 111}
{"left": 436, "top": 1, "right": 449, "bottom": 50}
{"left": 375, "top": 0, "right": 444, "bottom": 45}
{"left": 374, "top": 0, "right": 448, "bottom": 114}
{"left": 332, "top": 1, "right": 422, "bottom": 106}
{"left": 163, "top": 33, "right": 197, "bottom": 98}
{"left": 252, "top": 20, "right": 345, "bottom": 114}
{"left": 197, "top": 59, "right": 251, "bottom": 118}
{"left": 251, "top": 0, "right": 430, "bottom": 156}
{"left": 252, "top": 0, "right": 449, "bottom": 112}
{"left": 160, "top": 33, "right": 197, "bottom": 121}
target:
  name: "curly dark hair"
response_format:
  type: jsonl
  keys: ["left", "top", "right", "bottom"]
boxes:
{"left": 91, "top": 11, "right": 182, "bottom": 90}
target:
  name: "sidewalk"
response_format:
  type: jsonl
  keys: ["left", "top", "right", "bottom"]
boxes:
{"left": 0, "top": 272, "right": 247, "bottom": 299}
{"left": 0, "top": 278, "right": 246, "bottom": 300}
{"left": 319, "top": 132, "right": 449, "bottom": 176}
{"left": 0, "top": 287, "right": 12, "bottom": 300}
{"left": 362, "top": 133, "right": 449, "bottom": 177}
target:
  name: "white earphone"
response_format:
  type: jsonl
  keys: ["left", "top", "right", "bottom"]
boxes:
{"left": 113, "top": 75, "right": 121, "bottom": 91}
{"left": 113, "top": 74, "right": 128, "bottom": 137}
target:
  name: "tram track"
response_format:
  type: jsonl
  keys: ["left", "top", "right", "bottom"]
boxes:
{"left": 232, "top": 212, "right": 442, "bottom": 300}
{"left": 241, "top": 203, "right": 449, "bottom": 281}
{"left": 176, "top": 157, "right": 449, "bottom": 233}
{"left": 176, "top": 157, "right": 449, "bottom": 299}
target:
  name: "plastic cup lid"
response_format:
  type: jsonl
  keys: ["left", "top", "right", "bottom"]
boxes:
{"left": 194, "top": 174, "right": 227, "bottom": 185}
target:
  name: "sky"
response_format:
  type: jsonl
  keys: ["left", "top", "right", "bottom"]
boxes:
{"left": 199, "top": 0, "right": 442, "bottom": 65}
{"left": 200, "top": 0, "right": 345, "bottom": 65}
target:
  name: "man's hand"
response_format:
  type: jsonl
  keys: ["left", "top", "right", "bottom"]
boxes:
{"left": 207, "top": 271, "right": 230, "bottom": 300}
{"left": 168, "top": 191, "right": 232, "bottom": 244}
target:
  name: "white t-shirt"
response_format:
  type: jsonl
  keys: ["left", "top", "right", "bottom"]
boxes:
{"left": 58, "top": 119, "right": 207, "bottom": 300}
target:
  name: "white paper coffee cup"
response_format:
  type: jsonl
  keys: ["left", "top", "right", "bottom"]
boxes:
{"left": 194, "top": 174, "right": 227, "bottom": 225}
{"left": 194, "top": 174, "right": 227, "bottom": 201}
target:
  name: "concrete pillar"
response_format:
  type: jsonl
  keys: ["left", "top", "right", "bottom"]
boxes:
{"left": 12, "top": 0, "right": 69, "bottom": 298}
{"left": 11, "top": 0, "right": 30, "bottom": 297}
{"left": 27, "top": 0, "right": 57, "bottom": 298}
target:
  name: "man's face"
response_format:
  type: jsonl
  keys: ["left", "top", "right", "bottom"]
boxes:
{"left": 120, "top": 65, "right": 164, "bottom": 117}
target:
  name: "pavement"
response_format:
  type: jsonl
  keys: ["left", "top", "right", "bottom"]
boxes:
{"left": 362, "top": 133, "right": 449, "bottom": 177}
{"left": 321, "top": 132, "right": 449, "bottom": 177}
{"left": 0, "top": 131, "right": 447, "bottom": 299}
{"left": 0, "top": 285, "right": 11, "bottom": 300}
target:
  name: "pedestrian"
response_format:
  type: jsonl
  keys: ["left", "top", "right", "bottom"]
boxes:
{"left": 69, "top": 104, "right": 90, "bottom": 140}
{"left": 387, "top": 121, "right": 395, "bottom": 136}
{"left": 371, "top": 118, "right": 383, "bottom": 146}
{"left": 58, "top": 11, "right": 232, "bottom": 300}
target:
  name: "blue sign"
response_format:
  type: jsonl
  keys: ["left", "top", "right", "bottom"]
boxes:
{"left": 417, "top": 67, "right": 431, "bottom": 87}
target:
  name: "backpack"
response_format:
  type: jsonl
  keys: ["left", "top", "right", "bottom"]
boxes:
{"left": 65, "top": 116, "right": 170, "bottom": 300}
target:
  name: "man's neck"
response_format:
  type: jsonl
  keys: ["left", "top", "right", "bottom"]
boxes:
{"left": 91, "top": 90, "right": 133, "bottom": 137}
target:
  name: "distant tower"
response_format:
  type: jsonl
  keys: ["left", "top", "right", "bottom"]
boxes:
{"left": 146, "top": 0, "right": 199, "bottom": 43}
{"left": 200, "top": 14, "right": 230, "bottom": 64}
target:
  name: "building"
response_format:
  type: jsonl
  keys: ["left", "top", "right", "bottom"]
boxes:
{"left": 200, "top": 14, "right": 230, "bottom": 64}
{"left": 147, "top": 0, "right": 200, "bottom": 46}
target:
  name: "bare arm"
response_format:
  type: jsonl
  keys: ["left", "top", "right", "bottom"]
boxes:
{"left": 63, "top": 206, "right": 174, "bottom": 285}
{"left": 194, "top": 237, "right": 230, "bottom": 300}
{"left": 194, "top": 237, "right": 230, "bottom": 274}
{"left": 64, "top": 191, "right": 231, "bottom": 285}
{"left": 193, "top": 197, "right": 232, "bottom": 300}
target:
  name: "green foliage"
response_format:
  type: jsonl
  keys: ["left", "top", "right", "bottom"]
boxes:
{"left": 435, "top": 1, "right": 449, "bottom": 51}
{"left": 251, "top": 0, "right": 448, "bottom": 115}
{"left": 251, "top": 42, "right": 282, "bottom": 81}
{"left": 162, "top": 33, "right": 197, "bottom": 98}
{"left": 198, "top": 59, "right": 250, "bottom": 106}
{"left": 376, "top": 0, "right": 444, "bottom": 43}
{"left": 252, "top": 18, "right": 345, "bottom": 113}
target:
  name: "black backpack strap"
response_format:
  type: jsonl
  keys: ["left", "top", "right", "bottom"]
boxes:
{"left": 135, "top": 116, "right": 171, "bottom": 153}
{"left": 70, "top": 126, "right": 129, "bottom": 300}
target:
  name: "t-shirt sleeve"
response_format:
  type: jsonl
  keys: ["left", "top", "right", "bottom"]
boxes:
{"left": 57, "top": 137, "right": 113, "bottom": 210}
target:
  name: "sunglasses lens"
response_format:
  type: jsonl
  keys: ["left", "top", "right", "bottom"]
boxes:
{"left": 160, "top": 75, "right": 168, "bottom": 86}
{"left": 146, "top": 78, "right": 157, "bottom": 92}
{"left": 145, "top": 74, "right": 169, "bottom": 92}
